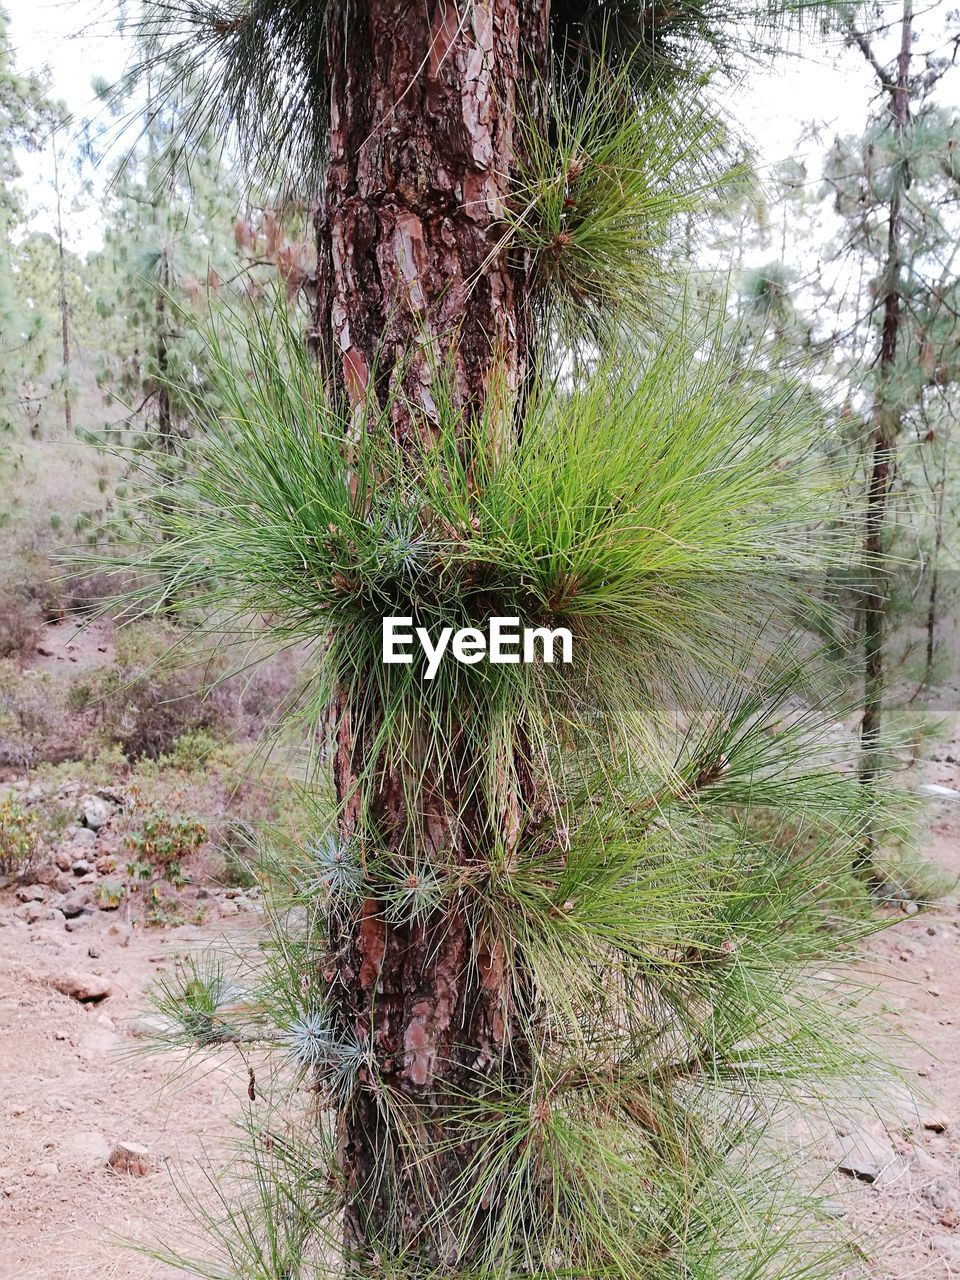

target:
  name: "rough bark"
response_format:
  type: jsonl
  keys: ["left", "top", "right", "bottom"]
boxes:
{"left": 313, "top": 0, "right": 547, "bottom": 433}
{"left": 855, "top": 1, "right": 912, "bottom": 873}
{"left": 313, "top": 1, "right": 550, "bottom": 1269}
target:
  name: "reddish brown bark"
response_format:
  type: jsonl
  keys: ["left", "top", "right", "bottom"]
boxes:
{"left": 313, "top": 0, "right": 547, "bottom": 433}
{"left": 313, "top": 1, "right": 550, "bottom": 1268}
{"left": 328, "top": 700, "right": 536, "bottom": 1263}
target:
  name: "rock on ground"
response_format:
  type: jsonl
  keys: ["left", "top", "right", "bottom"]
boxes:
{"left": 52, "top": 973, "right": 112, "bottom": 1004}
{"left": 107, "top": 1141, "right": 151, "bottom": 1176}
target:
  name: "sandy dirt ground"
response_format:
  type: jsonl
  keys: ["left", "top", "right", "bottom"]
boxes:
{"left": 835, "top": 711, "right": 960, "bottom": 1279}
{"left": 0, "top": 911, "right": 257, "bottom": 1280}
{"left": 31, "top": 617, "right": 116, "bottom": 676}
{"left": 0, "top": 726, "right": 957, "bottom": 1278}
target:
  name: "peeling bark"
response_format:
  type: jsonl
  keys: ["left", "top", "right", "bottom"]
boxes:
{"left": 315, "top": 0, "right": 547, "bottom": 433}
{"left": 330, "top": 718, "right": 533, "bottom": 1264}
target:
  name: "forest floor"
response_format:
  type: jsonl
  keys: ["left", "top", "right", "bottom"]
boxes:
{"left": 0, "top": 627, "right": 957, "bottom": 1279}
{"left": 0, "top": 912, "right": 255, "bottom": 1279}
{"left": 835, "top": 690, "right": 960, "bottom": 1280}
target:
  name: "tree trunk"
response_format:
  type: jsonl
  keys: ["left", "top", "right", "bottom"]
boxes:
{"left": 154, "top": 272, "right": 173, "bottom": 449}
{"left": 918, "top": 455, "right": 946, "bottom": 696}
{"left": 856, "top": 0, "right": 912, "bottom": 876}
{"left": 146, "top": 93, "right": 174, "bottom": 452}
{"left": 313, "top": 1, "right": 549, "bottom": 1269}
{"left": 52, "top": 136, "right": 71, "bottom": 435}
{"left": 313, "top": 0, "right": 546, "bottom": 426}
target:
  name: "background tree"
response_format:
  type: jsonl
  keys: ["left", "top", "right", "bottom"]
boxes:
{"left": 90, "top": 74, "right": 237, "bottom": 447}
{"left": 828, "top": 3, "right": 960, "bottom": 870}
{"left": 49, "top": 113, "right": 78, "bottom": 433}
{"left": 704, "top": 2, "right": 960, "bottom": 884}
{"left": 847, "top": 1, "right": 914, "bottom": 873}
{"left": 0, "top": 5, "right": 58, "bottom": 432}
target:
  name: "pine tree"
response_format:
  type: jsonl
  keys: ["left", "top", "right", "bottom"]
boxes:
{"left": 119, "top": 4, "right": 899, "bottom": 1277}
{"left": 89, "top": 73, "right": 237, "bottom": 447}
{"left": 48, "top": 111, "right": 78, "bottom": 434}
{"left": 825, "top": 3, "right": 960, "bottom": 871}
{"left": 0, "top": 5, "right": 58, "bottom": 432}
{"left": 1, "top": 99, "right": 95, "bottom": 440}
{"left": 705, "top": 5, "right": 960, "bottom": 883}
{"left": 849, "top": 1, "right": 914, "bottom": 873}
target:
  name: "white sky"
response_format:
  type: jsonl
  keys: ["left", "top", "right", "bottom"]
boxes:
{"left": 3, "top": 0, "right": 958, "bottom": 254}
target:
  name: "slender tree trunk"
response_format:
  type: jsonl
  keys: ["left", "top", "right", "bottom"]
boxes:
{"left": 920, "top": 459, "right": 947, "bottom": 693}
{"left": 313, "top": 1, "right": 549, "bottom": 1268}
{"left": 154, "top": 264, "right": 173, "bottom": 449}
{"left": 856, "top": 0, "right": 912, "bottom": 875}
{"left": 52, "top": 137, "right": 71, "bottom": 434}
{"left": 146, "top": 92, "right": 174, "bottom": 452}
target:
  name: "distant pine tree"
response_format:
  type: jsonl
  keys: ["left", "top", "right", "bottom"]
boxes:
{"left": 823, "top": 5, "right": 960, "bottom": 877}
{"left": 0, "top": 7, "right": 58, "bottom": 431}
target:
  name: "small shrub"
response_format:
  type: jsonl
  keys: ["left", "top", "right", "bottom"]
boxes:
{"left": 96, "top": 621, "right": 224, "bottom": 760}
{"left": 0, "top": 587, "right": 41, "bottom": 659}
{"left": 0, "top": 542, "right": 64, "bottom": 626}
{"left": 0, "top": 738, "right": 34, "bottom": 769}
{"left": 33, "top": 798, "right": 71, "bottom": 843}
{"left": 221, "top": 846, "right": 257, "bottom": 889}
{"left": 0, "top": 799, "right": 41, "bottom": 876}
{"left": 95, "top": 880, "right": 125, "bottom": 910}
{"left": 62, "top": 567, "right": 137, "bottom": 617}
{"left": 113, "top": 622, "right": 181, "bottom": 675}
{"left": 125, "top": 809, "right": 207, "bottom": 875}
{"left": 144, "top": 883, "right": 184, "bottom": 928}
{"left": 166, "top": 862, "right": 187, "bottom": 889}
{"left": 161, "top": 728, "right": 216, "bottom": 771}
{"left": 0, "top": 663, "right": 87, "bottom": 765}
{"left": 88, "top": 744, "right": 129, "bottom": 778}
{"left": 214, "top": 819, "right": 259, "bottom": 889}
{"left": 67, "top": 682, "right": 94, "bottom": 712}
{"left": 222, "top": 650, "right": 302, "bottom": 740}
{"left": 871, "top": 846, "right": 954, "bottom": 906}
{"left": 0, "top": 664, "right": 58, "bottom": 739}
{"left": 124, "top": 859, "right": 153, "bottom": 882}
